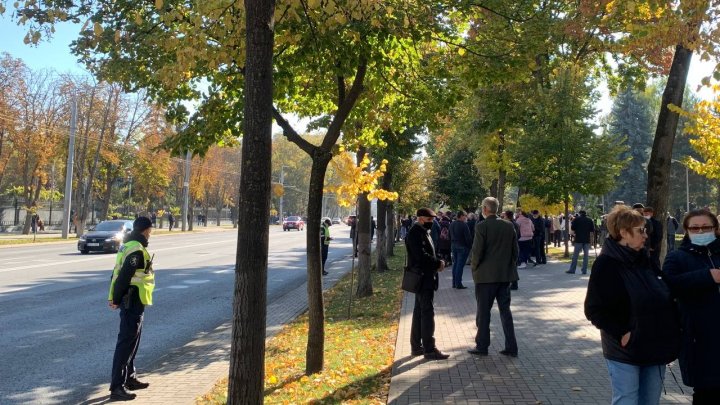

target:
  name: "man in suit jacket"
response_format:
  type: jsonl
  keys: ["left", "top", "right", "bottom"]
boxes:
{"left": 469, "top": 197, "right": 519, "bottom": 357}
{"left": 405, "top": 207, "right": 449, "bottom": 360}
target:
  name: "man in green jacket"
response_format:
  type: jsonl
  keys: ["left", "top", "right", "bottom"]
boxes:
{"left": 469, "top": 197, "right": 519, "bottom": 357}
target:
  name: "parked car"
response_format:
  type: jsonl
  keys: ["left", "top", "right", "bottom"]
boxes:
{"left": 332, "top": 217, "right": 341, "bottom": 225}
{"left": 77, "top": 219, "right": 134, "bottom": 254}
{"left": 283, "top": 216, "right": 305, "bottom": 231}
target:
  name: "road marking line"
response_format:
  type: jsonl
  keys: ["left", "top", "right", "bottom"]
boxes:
{"left": 0, "top": 239, "right": 237, "bottom": 274}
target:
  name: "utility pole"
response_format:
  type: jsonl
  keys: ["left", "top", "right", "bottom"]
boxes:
{"left": 279, "top": 165, "right": 284, "bottom": 220}
{"left": 182, "top": 150, "right": 191, "bottom": 231}
{"left": 62, "top": 96, "right": 77, "bottom": 239}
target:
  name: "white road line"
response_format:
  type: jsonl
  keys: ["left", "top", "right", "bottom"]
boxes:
{"left": 0, "top": 239, "right": 237, "bottom": 274}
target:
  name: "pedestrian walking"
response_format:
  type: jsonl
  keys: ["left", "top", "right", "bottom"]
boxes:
{"left": 168, "top": 212, "right": 175, "bottom": 231}
{"left": 468, "top": 197, "right": 519, "bottom": 357}
{"left": 450, "top": 211, "right": 472, "bottom": 289}
{"left": 566, "top": 210, "right": 594, "bottom": 275}
{"left": 107, "top": 217, "right": 156, "bottom": 401}
{"left": 663, "top": 209, "right": 720, "bottom": 404}
{"left": 552, "top": 215, "right": 562, "bottom": 247}
{"left": 643, "top": 206, "right": 663, "bottom": 269}
{"left": 585, "top": 205, "right": 680, "bottom": 405}
{"left": 405, "top": 208, "right": 449, "bottom": 360}
{"left": 515, "top": 210, "right": 534, "bottom": 268}
{"left": 666, "top": 213, "right": 679, "bottom": 252}
{"left": 530, "top": 210, "right": 547, "bottom": 264}
{"left": 321, "top": 218, "right": 332, "bottom": 276}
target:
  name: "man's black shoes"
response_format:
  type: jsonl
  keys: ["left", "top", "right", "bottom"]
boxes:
{"left": 499, "top": 350, "right": 518, "bottom": 357}
{"left": 424, "top": 349, "right": 450, "bottom": 360}
{"left": 411, "top": 347, "right": 424, "bottom": 356}
{"left": 110, "top": 386, "right": 137, "bottom": 401}
{"left": 467, "top": 347, "right": 488, "bottom": 356}
{"left": 322, "top": 271, "right": 329, "bottom": 276}
{"left": 456, "top": 285, "right": 468, "bottom": 289}
{"left": 125, "top": 377, "right": 150, "bottom": 390}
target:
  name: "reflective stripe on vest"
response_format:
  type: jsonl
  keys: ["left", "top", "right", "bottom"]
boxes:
{"left": 107, "top": 240, "right": 155, "bottom": 306}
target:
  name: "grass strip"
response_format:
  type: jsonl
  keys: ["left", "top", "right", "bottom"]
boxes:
{"left": 0, "top": 237, "right": 71, "bottom": 246}
{"left": 198, "top": 246, "right": 406, "bottom": 404}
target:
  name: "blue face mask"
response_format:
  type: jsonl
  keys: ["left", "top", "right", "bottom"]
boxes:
{"left": 689, "top": 233, "right": 717, "bottom": 246}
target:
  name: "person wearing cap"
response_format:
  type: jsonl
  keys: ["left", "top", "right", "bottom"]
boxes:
{"left": 405, "top": 207, "right": 449, "bottom": 360}
{"left": 107, "top": 216, "right": 156, "bottom": 401}
{"left": 632, "top": 203, "right": 654, "bottom": 254}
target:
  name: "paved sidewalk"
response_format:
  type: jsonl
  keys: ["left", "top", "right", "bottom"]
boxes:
{"left": 82, "top": 254, "right": 356, "bottom": 405}
{"left": 388, "top": 259, "right": 692, "bottom": 405}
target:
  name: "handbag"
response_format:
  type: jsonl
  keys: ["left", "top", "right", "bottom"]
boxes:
{"left": 401, "top": 245, "right": 423, "bottom": 293}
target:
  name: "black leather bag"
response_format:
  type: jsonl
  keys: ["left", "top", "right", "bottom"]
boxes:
{"left": 401, "top": 266, "right": 423, "bottom": 293}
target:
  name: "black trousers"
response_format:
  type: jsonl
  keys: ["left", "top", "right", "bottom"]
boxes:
{"left": 474, "top": 282, "right": 517, "bottom": 353}
{"left": 533, "top": 235, "right": 546, "bottom": 264}
{"left": 111, "top": 300, "right": 144, "bottom": 390}
{"left": 410, "top": 289, "right": 435, "bottom": 353}
{"left": 321, "top": 243, "right": 329, "bottom": 270}
{"left": 694, "top": 388, "right": 720, "bottom": 404}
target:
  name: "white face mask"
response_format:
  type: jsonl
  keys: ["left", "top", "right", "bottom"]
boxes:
{"left": 644, "top": 215, "right": 651, "bottom": 219}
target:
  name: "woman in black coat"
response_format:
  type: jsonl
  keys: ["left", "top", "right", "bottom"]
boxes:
{"left": 585, "top": 205, "right": 680, "bottom": 405}
{"left": 663, "top": 209, "right": 720, "bottom": 404}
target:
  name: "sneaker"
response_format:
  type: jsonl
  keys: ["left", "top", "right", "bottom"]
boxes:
{"left": 424, "top": 349, "right": 450, "bottom": 360}
{"left": 518, "top": 263, "right": 527, "bottom": 269}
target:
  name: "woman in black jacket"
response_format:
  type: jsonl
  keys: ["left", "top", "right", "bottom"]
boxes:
{"left": 585, "top": 205, "right": 680, "bottom": 405}
{"left": 663, "top": 209, "right": 720, "bottom": 404}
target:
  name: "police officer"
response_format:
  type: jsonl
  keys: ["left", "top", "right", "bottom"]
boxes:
{"left": 321, "top": 218, "right": 333, "bottom": 276}
{"left": 107, "top": 216, "right": 155, "bottom": 401}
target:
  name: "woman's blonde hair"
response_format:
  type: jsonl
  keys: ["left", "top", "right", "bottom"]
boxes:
{"left": 606, "top": 205, "right": 646, "bottom": 240}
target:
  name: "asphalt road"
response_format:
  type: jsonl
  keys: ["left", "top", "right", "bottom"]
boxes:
{"left": 0, "top": 225, "right": 353, "bottom": 404}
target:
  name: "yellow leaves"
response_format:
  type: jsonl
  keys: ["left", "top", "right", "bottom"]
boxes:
{"left": 272, "top": 183, "right": 285, "bottom": 197}
{"left": 93, "top": 22, "right": 103, "bottom": 37}
{"left": 671, "top": 83, "right": 720, "bottom": 180}
{"left": 458, "top": 47, "right": 466, "bottom": 56}
{"left": 155, "top": 0, "right": 164, "bottom": 11}
{"left": 326, "top": 153, "right": 395, "bottom": 207}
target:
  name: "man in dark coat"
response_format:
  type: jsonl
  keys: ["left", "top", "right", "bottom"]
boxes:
{"left": 469, "top": 197, "right": 519, "bottom": 357}
{"left": 530, "top": 210, "right": 547, "bottom": 264}
{"left": 566, "top": 210, "right": 595, "bottom": 274}
{"left": 643, "top": 206, "right": 663, "bottom": 269}
{"left": 405, "top": 207, "right": 449, "bottom": 360}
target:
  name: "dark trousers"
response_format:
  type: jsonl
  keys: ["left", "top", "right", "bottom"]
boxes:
{"left": 518, "top": 240, "right": 532, "bottom": 264}
{"left": 474, "top": 282, "right": 517, "bottom": 353}
{"left": 410, "top": 289, "right": 435, "bottom": 353}
{"left": 667, "top": 234, "right": 676, "bottom": 252}
{"left": 533, "top": 235, "right": 546, "bottom": 264}
{"left": 553, "top": 230, "right": 562, "bottom": 247}
{"left": 321, "top": 243, "right": 329, "bottom": 271}
{"left": 693, "top": 388, "right": 720, "bottom": 404}
{"left": 111, "top": 301, "right": 144, "bottom": 390}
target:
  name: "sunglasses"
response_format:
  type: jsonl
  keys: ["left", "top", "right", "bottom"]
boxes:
{"left": 686, "top": 225, "right": 716, "bottom": 233}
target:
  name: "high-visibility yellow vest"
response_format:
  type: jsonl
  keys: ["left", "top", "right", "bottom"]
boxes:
{"left": 107, "top": 240, "right": 155, "bottom": 306}
{"left": 322, "top": 224, "right": 331, "bottom": 246}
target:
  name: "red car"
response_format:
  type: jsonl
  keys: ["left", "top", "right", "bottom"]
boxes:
{"left": 283, "top": 216, "right": 305, "bottom": 231}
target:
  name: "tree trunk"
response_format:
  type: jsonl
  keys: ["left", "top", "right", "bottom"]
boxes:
{"left": 564, "top": 195, "right": 570, "bottom": 258}
{"left": 376, "top": 197, "right": 388, "bottom": 273}
{"left": 646, "top": 44, "right": 693, "bottom": 266}
{"left": 305, "top": 156, "right": 332, "bottom": 375}
{"left": 216, "top": 206, "right": 222, "bottom": 226}
{"left": 226, "top": 0, "right": 274, "bottom": 402}
{"left": 386, "top": 204, "right": 395, "bottom": 256}
{"left": 489, "top": 179, "right": 498, "bottom": 200}
{"left": 355, "top": 146, "right": 373, "bottom": 297}
{"left": 101, "top": 165, "right": 113, "bottom": 221}
{"left": 497, "top": 168, "right": 506, "bottom": 211}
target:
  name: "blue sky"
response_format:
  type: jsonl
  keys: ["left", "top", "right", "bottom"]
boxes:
{"left": 1, "top": 13, "right": 716, "bottom": 119}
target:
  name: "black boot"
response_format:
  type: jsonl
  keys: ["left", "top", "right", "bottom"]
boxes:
{"left": 125, "top": 377, "right": 150, "bottom": 390}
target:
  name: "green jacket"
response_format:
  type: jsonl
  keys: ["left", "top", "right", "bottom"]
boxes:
{"left": 471, "top": 215, "right": 519, "bottom": 284}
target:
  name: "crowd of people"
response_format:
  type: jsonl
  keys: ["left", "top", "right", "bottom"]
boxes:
{"left": 401, "top": 199, "right": 720, "bottom": 405}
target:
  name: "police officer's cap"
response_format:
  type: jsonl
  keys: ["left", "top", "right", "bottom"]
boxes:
{"left": 133, "top": 216, "right": 153, "bottom": 232}
{"left": 416, "top": 208, "right": 437, "bottom": 218}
